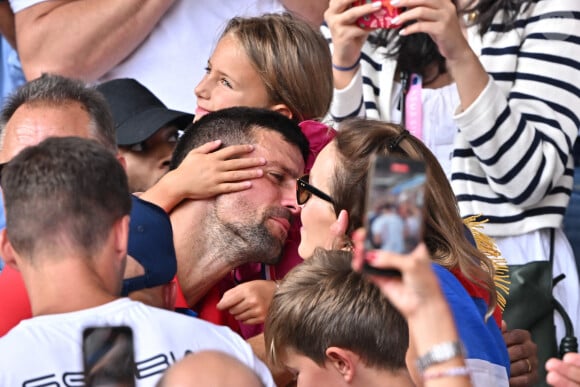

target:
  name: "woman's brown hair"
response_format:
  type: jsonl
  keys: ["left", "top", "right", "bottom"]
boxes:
{"left": 330, "top": 118, "right": 497, "bottom": 316}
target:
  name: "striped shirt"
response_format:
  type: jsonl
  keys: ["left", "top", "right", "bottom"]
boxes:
{"left": 322, "top": 0, "right": 579, "bottom": 238}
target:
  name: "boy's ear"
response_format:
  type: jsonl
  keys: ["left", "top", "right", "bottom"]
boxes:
{"left": 0, "top": 228, "right": 19, "bottom": 271}
{"left": 325, "top": 346, "right": 357, "bottom": 383}
{"left": 270, "top": 104, "right": 293, "bottom": 120}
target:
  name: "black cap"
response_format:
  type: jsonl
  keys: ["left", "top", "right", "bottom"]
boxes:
{"left": 97, "top": 78, "right": 194, "bottom": 146}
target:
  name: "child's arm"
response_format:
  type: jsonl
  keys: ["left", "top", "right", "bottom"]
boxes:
{"left": 216, "top": 280, "right": 277, "bottom": 325}
{"left": 141, "top": 140, "right": 266, "bottom": 213}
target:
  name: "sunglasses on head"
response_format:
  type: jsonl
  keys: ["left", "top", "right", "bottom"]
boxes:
{"left": 296, "top": 174, "right": 335, "bottom": 206}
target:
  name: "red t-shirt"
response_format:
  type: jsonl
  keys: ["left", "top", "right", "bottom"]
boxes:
{"left": 0, "top": 266, "right": 32, "bottom": 336}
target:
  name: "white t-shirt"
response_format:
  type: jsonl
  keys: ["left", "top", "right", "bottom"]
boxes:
{"left": 0, "top": 298, "right": 274, "bottom": 387}
{"left": 10, "top": 0, "right": 286, "bottom": 113}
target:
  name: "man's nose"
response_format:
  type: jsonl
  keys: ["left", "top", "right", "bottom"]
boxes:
{"left": 282, "top": 186, "right": 301, "bottom": 216}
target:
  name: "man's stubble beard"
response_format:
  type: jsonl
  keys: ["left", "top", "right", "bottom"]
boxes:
{"left": 203, "top": 200, "right": 290, "bottom": 266}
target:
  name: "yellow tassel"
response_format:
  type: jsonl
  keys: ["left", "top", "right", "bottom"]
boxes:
{"left": 463, "top": 215, "right": 510, "bottom": 312}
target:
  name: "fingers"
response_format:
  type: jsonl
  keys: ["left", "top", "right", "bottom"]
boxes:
{"left": 509, "top": 358, "right": 537, "bottom": 382}
{"left": 190, "top": 139, "right": 223, "bottom": 154}
{"left": 232, "top": 308, "right": 266, "bottom": 325}
{"left": 216, "top": 288, "right": 242, "bottom": 311}
{"left": 213, "top": 144, "right": 258, "bottom": 160}
{"left": 505, "top": 329, "right": 538, "bottom": 384}
{"left": 365, "top": 243, "right": 431, "bottom": 274}
{"left": 546, "top": 355, "right": 580, "bottom": 386}
{"left": 504, "top": 328, "right": 534, "bottom": 350}
{"left": 510, "top": 373, "right": 538, "bottom": 387}
{"left": 221, "top": 157, "right": 266, "bottom": 173}
{"left": 562, "top": 353, "right": 580, "bottom": 367}
{"left": 212, "top": 182, "right": 254, "bottom": 195}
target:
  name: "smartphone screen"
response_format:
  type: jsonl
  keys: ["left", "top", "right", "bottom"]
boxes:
{"left": 83, "top": 326, "right": 136, "bottom": 387}
{"left": 363, "top": 156, "right": 426, "bottom": 276}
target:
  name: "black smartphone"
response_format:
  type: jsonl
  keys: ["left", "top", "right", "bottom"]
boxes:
{"left": 363, "top": 156, "right": 426, "bottom": 277}
{"left": 83, "top": 326, "right": 136, "bottom": 387}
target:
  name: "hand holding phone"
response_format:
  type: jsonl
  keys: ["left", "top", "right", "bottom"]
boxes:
{"left": 353, "top": 0, "right": 401, "bottom": 29}
{"left": 363, "top": 156, "right": 426, "bottom": 277}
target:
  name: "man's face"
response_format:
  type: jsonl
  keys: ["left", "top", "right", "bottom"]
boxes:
{"left": 119, "top": 125, "right": 178, "bottom": 192}
{"left": 206, "top": 129, "right": 304, "bottom": 264}
{"left": 0, "top": 102, "right": 92, "bottom": 163}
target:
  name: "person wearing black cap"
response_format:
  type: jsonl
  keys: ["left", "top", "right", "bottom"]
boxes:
{"left": 97, "top": 78, "right": 193, "bottom": 192}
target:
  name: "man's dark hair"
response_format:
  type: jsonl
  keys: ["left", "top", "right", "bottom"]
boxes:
{"left": 170, "top": 107, "right": 309, "bottom": 170}
{"left": 1, "top": 137, "right": 131, "bottom": 259}
{"left": 0, "top": 73, "right": 116, "bottom": 152}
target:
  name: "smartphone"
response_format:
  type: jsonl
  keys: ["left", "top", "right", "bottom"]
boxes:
{"left": 83, "top": 326, "right": 136, "bottom": 387}
{"left": 363, "top": 156, "right": 426, "bottom": 276}
{"left": 353, "top": 0, "right": 401, "bottom": 29}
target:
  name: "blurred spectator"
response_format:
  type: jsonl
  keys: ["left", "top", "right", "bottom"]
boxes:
{"left": 97, "top": 78, "right": 193, "bottom": 192}
{"left": 157, "top": 351, "right": 265, "bottom": 387}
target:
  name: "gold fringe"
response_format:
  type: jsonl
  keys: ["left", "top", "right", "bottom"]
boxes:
{"left": 463, "top": 215, "right": 510, "bottom": 312}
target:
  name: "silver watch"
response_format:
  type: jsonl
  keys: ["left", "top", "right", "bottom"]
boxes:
{"left": 416, "top": 341, "right": 466, "bottom": 373}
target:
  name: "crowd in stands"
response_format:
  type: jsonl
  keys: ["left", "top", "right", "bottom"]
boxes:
{"left": 0, "top": 1, "right": 578, "bottom": 386}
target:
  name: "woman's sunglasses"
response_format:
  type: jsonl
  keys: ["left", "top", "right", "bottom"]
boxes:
{"left": 296, "top": 174, "right": 335, "bottom": 205}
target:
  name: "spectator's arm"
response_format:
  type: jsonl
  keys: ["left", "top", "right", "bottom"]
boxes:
{"left": 13, "top": 0, "right": 175, "bottom": 80}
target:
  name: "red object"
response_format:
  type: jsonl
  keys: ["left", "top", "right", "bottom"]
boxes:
{"left": 354, "top": 0, "right": 401, "bottom": 29}
{"left": 0, "top": 266, "right": 32, "bottom": 337}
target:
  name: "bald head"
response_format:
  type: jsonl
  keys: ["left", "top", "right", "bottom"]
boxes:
{"left": 157, "top": 351, "right": 264, "bottom": 387}
{"left": 0, "top": 102, "right": 93, "bottom": 163}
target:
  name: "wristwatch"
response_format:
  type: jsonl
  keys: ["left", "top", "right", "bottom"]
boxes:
{"left": 416, "top": 341, "right": 466, "bottom": 373}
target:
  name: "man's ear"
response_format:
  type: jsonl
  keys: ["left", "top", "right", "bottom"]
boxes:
{"left": 270, "top": 103, "right": 293, "bottom": 120}
{"left": 113, "top": 215, "right": 130, "bottom": 260}
{"left": 0, "top": 228, "right": 19, "bottom": 271}
{"left": 325, "top": 346, "right": 357, "bottom": 383}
